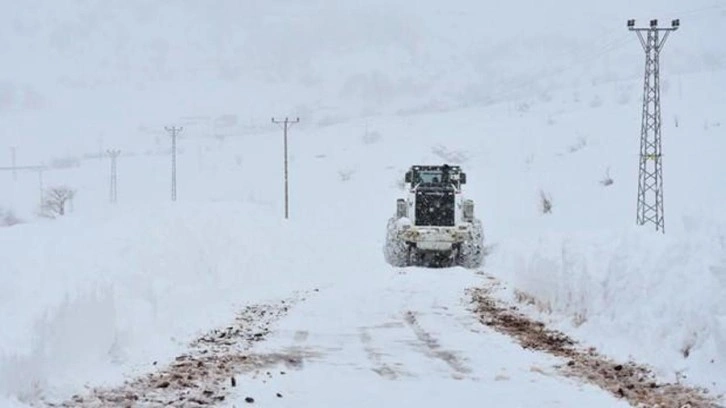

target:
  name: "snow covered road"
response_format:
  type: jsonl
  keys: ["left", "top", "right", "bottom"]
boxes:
{"left": 35, "top": 261, "right": 721, "bottom": 408}
{"left": 5, "top": 205, "right": 719, "bottom": 407}
{"left": 225, "top": 268, "right": 627, "bottom": 407}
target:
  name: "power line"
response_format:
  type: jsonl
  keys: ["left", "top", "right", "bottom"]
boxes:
{"left": 661, "top": 3, "right": 724, "bottom": 20}
{"left": 165, "top": 126, "right": 183, "bottom": 202}
{"left": 628, "top": 18, "right": 679, "bottom": 233}
{"left": 271, "top": 117, "right": 300, "bottom": 219}
{"left": 489, "top": 33, "right": 633, "bottom": 104}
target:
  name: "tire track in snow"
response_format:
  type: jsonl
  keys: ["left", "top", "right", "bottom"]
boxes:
{"left": 403, "top": 310, "right": 472, "bottom": 379}
{"left": 357, "top": 326, "right": 412, "bottom": 380}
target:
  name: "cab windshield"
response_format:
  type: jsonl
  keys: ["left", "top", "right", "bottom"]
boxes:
{"left": 416, "top": 170, "right": 444, "bottom": 184}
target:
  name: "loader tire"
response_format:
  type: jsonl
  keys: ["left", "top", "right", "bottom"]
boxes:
{"left": 456, "top": 219, "right": 485, "bottom": 269}
{"left": 384, "top": 217, "right": 410, "bottom": 267}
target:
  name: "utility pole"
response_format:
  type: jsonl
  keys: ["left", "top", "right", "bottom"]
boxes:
{"left": 98, "top": 136, "right": 104, "bottom": 162}
{"left": 10, "top": 147, "right": 17, "bottom": 181}
{"left": 38, "top": 168, "right": 44, "bottom": 206}
{"left": 165, "top": 126, "right": 183, "bottom": 201}
{"left": 628, "top": 18, "right": 679, "bottom": 233}
{"left": 107, "top": 149, "right": 121, "bottom": 204}
{"left": 271, "top": 117, "right": 300, "bottom": 219}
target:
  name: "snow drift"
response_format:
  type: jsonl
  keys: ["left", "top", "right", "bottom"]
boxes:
{"left": 0, "top": 202, "right": 349, "bottom": 405}
{"left": 490, "top": 218, "right": 726, "bottom": 393}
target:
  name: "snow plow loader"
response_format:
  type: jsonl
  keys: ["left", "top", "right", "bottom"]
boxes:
{"left": 385, "top": 164, "right": 484, "bottom": 268}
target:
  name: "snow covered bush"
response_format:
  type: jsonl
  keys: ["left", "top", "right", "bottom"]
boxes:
{"left": 338, "top": 169, "right": 355, "bottom": 182}
{"left": 539, "top": 190, "right": 553, "bottom": 214}
{"left": 0, "top": 208, "right": 22, "bottom": 227}
{"left": 599, "top": 167, "right": 613, "bottom": 187}
{"left": 567, "top": 136, "right": 587, "bottom": 153}
{"left": 39, "top": 187, "right": 76, "bottom": 218}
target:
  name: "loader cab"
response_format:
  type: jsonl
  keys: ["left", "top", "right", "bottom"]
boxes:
{"left": 405, "top": 165, "right": 466, "bottom": 192}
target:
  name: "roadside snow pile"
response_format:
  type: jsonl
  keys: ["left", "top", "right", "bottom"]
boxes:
{"left": 0, "top": 202, "right": 340, "bottom": 407}
{"left": 490, "top": 218, "right": 726, "bottom": 394}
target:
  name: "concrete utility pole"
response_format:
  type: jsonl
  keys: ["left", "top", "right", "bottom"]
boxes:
{"left": 165, "top": 126, "right": 183, "bottom": 201}
{"left": 98, "top": 136, "right": 104, "bottom": 162}
{"left": 38, "top": 168, "right": 44, "bottom": 206}
{"left": 10, "top": 147, "right": 17, "bottom": 181}
{"left": 271, "top": 117, "right": 300, "bottom": 219}
{"left": 107, "top": 149, "right": 121, "bottom": 204}
{"left": 628, "top": 18, "right": 679, "bottom": 233}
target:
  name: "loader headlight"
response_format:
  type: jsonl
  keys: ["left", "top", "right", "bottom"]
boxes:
{"left": 396, "top": 198, "right": 407, "bottom": 218}
{"left": 462, "top": 199, "right": 475, "bottom": 222}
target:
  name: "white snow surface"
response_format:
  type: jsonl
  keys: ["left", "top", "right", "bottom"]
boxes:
{"left": 1, "top": 0, "right": 726, "bottom": 406}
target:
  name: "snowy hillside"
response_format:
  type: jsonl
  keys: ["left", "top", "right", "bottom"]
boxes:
{"left": 2, "top": 0, "right": 724, "bottom": 157}
{"left": 1, "top": 0, "right": 725, "bottom": 406}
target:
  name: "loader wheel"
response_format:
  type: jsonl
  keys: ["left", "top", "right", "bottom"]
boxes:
{"left": 408, "top": 246, "right": 422, "bottom": 267}
{"left": 384, "top": 217, "right": 410, "bottom": 267}
{"left": 456, "top": 219, "right": 485, "bottom": 269}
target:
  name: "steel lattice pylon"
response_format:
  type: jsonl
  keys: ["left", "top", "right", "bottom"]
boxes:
{"left": 628, "top": 19, "right": 678, "bottom": 233}
{"left": 165, "top": 126, "right": 183, "bottom": 202}
{"left": 107, "top": 149, "right": 120, "bottom": 204}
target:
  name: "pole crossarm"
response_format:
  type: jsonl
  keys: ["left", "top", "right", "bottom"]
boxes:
{"left": 0, "top": 165, "right": 47, "bottom": 171}
{"left": 628, "top": 27, "right": 677, "bottom": 32}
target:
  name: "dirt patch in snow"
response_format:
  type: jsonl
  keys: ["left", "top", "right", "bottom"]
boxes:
{"left": 46, "top": 296, "right": 316, "bottom": 407}
{"left": 469, "top": 283, "right": 722, "bottom": 408}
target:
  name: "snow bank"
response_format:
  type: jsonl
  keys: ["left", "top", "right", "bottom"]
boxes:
{"left": 0, "top": 202, "right": 348, "bottom": 405}
{"left": 490, "top": 218, "right": 726, "bottom": 393}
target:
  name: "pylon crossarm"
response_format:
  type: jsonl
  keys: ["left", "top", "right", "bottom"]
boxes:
{"left": 635, "top": 31, "right": 647, "bottom": 50}
{"left": 658, "top": 30, "right": 671, "bottom": 50}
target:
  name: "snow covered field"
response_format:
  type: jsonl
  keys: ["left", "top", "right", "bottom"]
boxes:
{"left": 1, "top": 0, "right": 725, "bottom": 406}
